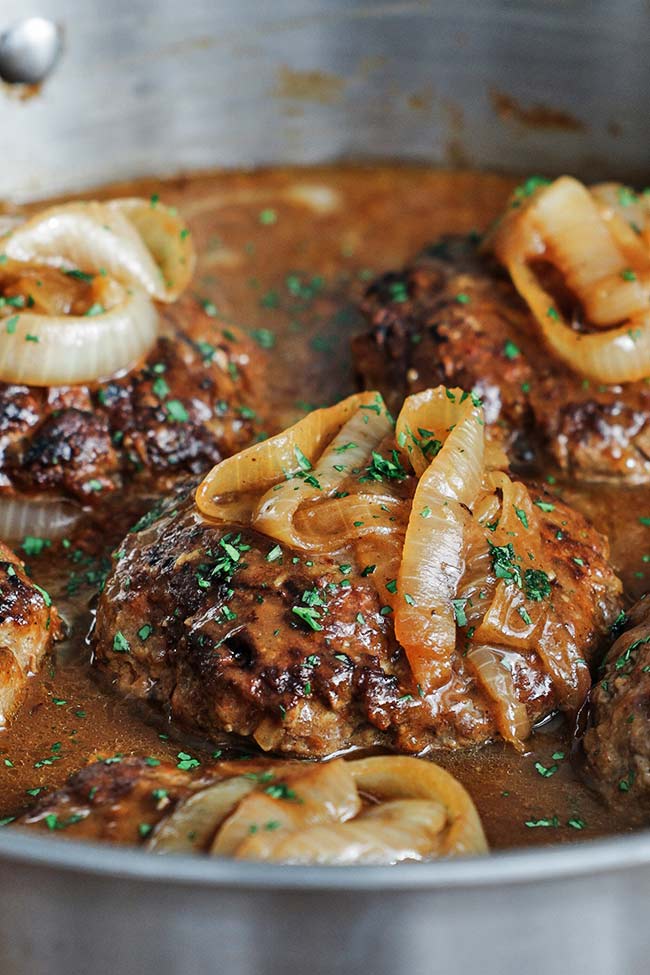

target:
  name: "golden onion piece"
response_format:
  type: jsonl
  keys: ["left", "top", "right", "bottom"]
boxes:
{"left": 148, "top": 757, "right": 487, "bottom": 864}
{"left": 394, "top": 388, "right": 485, "bottom": 693}
{"left": 0, "top": 196, "right": 194, "bottom": 387}
{"left": 0, "top": 280, "right": 159, "bottom": 386}
{"left": 486, "top": 175, "right": 650, "bottom": 383}
{"left": 196, "top": 390, "right": 395, "bottom": 549}
{"left": 3, "top": 199, "right": 195, "bottom": 302}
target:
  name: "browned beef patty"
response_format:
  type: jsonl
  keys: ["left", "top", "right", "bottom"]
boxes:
{"left": 14, "top": 757, "right": 202, "bottom": 844}
{"left": 584, "top": 595, "right": 650, "bottom": 811}
{"left": 353, "top": 236, "right": 650, "bottom": 482}
{"left": 93, "top": 481, "right": 621, "bottom": 758}
{"left": 0, "top": 294, "right": 265, "bottom": 504}
{"left": 0, "top": 541, "right": 61, "bottom": 724}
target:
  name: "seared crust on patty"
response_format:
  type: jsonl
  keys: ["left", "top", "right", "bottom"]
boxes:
{"left": 0, "top": 295, "right": 265, "bottom": 504}
{"left": 353, "top": 236, "right": 650, "bottom": 482}
{"left": 0, "top": 542, "right": 61, "bottom": 725}
{"left": 584, "top": 596, "right": 650, "bottom": 810}
{"left": 93, "top": 480, "right": 621, "bottom": 758}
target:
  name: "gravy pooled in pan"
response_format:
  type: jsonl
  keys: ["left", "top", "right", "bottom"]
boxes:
{"left": 2, "top": 167, "right": 650, "bottom": 857}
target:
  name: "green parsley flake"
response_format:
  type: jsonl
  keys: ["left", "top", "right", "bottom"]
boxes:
{"left": 166, "top": 400, "right": 189, "bottom": 423}
{"left": 452, "top": 599, "right": 468, "bottom": 627}
{"left": 113, "top": 631, "right": 130, "bottom": 653}
{"left": 266, "top": 544, "right": 283, "bottom": 563}
{"left": 524, "top": 568, "right": 552, "bottom": 602}
{"left": 514, "top": 507, "right": 529, "bottom": 529}
{"left": 176, "top": 752, "right": 200, "bottom": 771}
{"left": 21, "top": 536, "right": 51, "bottom": 557}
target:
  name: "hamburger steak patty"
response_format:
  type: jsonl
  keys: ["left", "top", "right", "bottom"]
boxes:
{"left": 353, "top": 236, "right": 650, "bottom": 482}
{"left": 0, "top": 294, "right": 264, "bottom": 504}
{"left": 584, "top": 595, "right": 650, "bottom": 810}
{"left": 0, "top": 541, "right": 61, "bottom": 724}
{"left": 93, "top": 481, "right": 621, "bottom": 758}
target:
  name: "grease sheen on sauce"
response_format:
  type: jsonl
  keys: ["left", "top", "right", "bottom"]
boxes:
{"left": 1, "top": 166, "right": 646, "bottom": 851}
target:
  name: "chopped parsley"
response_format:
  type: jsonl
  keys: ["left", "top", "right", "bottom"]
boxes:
{"left": 176, "top": 751, "right": 200, "bottom": 771}
{"left": 266, "top": 544, "right": 283, "bottom": 563}
{"left": 112, "top": 631, "right": 131, "bottom": 654}
{"left": 166, "top": 399, "right": 189, "bottom": 423}
{"left": 452, "top": 599, "right": 468, "bottom": 626}
{"left": 524, "top": 568, "right": 552, "bottom": 602}
{"left": 534, "top": 499, "right": 555, "bottom": 513}
{"left": 21, "top": 536, "right": 51, "bottom": 557}
{"left": 265, "top": 782, "right": 298, "bottom": 801}
{"left": 360, "top": 449, "right": 406, "bottom": 484}
{"left": 488, "top": 542, "right": 522, "bottom": 587}
{"left": 514, "top": 507, "right": 529, "bottom": 529}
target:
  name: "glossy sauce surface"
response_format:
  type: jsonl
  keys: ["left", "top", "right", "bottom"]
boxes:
{"left": 1, "top": 166, "right": 647, "bottom": 850}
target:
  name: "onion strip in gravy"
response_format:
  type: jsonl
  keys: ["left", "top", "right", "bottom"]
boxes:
{"left": 486, "top": 175, "right": 650, "bottom": 383}
{"left": 148, "top": 756, "right": 488, "bottom": 863}
{"left": 0, "top": 198, "right": 194, "bottom": 386}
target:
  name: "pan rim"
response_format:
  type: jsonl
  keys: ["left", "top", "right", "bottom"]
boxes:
{"left": 0, "top": 823, "right": 647, "bottom": 890}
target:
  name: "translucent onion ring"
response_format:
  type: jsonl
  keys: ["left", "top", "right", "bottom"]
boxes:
{"left": 0, "top": 196, "right": 195, "bottom": 386}
{"left": 254, "top": 398, "right": 393, "bottom": 549}
{"left": 0, "top": 495, "right": 82, "bottom": 541}
{"left": 395, "top": 388, "right": 485, "bottom": 693}
{"left": 346, "top": 756, "right": 487, "bottom": 859}
{"left": 195, "top": 391, "right": 390, "bottom": 528}
{"left": 149, "top": 756, "right": 487, "bottom": 863}
{"left": 0, "top": 283, "right": 159, "bottom": 386}
{"left": 487, "top": 175, "right": 650, "bottom": 383}
{"left": 3, "top": 198, "right": 195, "bottom": 302}
{"left": 465, "top": 645, "right": 531, "bottom": 748}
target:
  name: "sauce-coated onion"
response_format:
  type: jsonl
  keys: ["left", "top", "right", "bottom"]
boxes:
{"left": 487, "top": 175, "right": 650, "bottom": 383}
{"left": 0, "top": 197, "right": 194, "bottom": 386}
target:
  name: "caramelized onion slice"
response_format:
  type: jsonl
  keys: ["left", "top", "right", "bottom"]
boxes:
{"left": 235, "top": 799, "right": 448, "bottom": 865}
{"left": 0, "top": 284, "right": 158, "bottom": 385}
{"left": 395, "top": 388, "right": 485, "bottom": 693}
{"left": 466, "top": 644, "right": 530, "bottom": 749}
{"left": 196, "top": 391, "right": 388, "bottom": 524}
{"left": 3, "top": 199, "right": 195, "bottom": 302}
{"left": 487, "top": 176, "right": 650, "bottom": 383}
{"left": 148, "top": 778, "right": 256, "bottom": 854}
{"left": 212, "top": 759, "right": 361, "bottom": 857}
{"left": 253, "top": 395, "right": 393, "bottom": 549}
{"left": 0, "top": 496, "right": 82, "bottom": 541}
{"left": 347, "top": 757, "right": 488, "bottom": 858}
{"left": 509, "top": 259, "right": 650, "bottom": 384}
{"left": 149, "top": 758, "right": 487, "bottom": 864}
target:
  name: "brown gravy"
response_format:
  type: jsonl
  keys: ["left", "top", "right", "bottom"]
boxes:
{"left": 1, "top": 165, "right": 647, "bottom": 851}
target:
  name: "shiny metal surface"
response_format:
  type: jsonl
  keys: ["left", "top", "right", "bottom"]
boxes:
{"left": 0, "top": 17, "right": 62, "bottom": 85}
{"left": 2, "top": 828, "right": 650, "bottom": 975}
{"left": 1, "top": 1, "right": 650, "bottom": 973}
{"left": 1, "top": 0, "right": 650, "bottom": 200}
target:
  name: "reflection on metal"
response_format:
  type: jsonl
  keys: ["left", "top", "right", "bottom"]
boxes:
{"left": 0, "top": 17, "right": 62, "bottom": 85}
{"left": 1, "top": 0, "right": 650, "bottom": 199}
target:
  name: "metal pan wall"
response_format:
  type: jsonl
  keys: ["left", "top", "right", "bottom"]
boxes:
{"left": 1, "top": 2, "right": 650, "bottom": 972}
